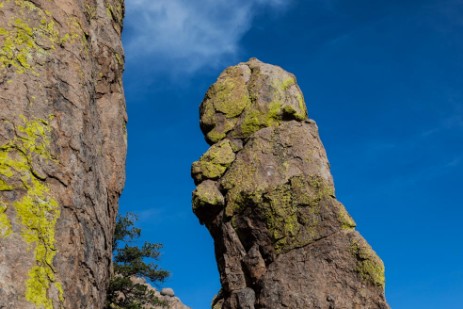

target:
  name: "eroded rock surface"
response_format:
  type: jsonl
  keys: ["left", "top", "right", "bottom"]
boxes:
{"left": 0, "top": 1, "right": 126, "bottom": 308}
{"left": 192, "top": 59, "right": 390, "bottom": 309}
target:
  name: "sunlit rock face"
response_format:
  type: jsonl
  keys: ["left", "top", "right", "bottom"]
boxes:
{"left": 192, "top": 58, "right": 390, "bottom": 309}
{"left": 0, "top": 1, "right": 126, "bottom": 308}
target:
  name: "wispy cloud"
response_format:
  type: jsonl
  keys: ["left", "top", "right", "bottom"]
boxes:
{"left": 124, "top": 0, "right": 291, "bottom": 75}
{"left": 444, "top": 156, "right": 462, "bottom": 168}
{"left": 134, "top": 204, "right": 190, "bottom": 224}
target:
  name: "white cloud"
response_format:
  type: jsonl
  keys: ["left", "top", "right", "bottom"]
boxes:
{"left": 124, "top": 0, "right": 291, "bottom": 75}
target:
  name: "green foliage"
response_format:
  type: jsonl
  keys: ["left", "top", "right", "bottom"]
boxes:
{"left": 112, "top": 212, "right": 141, "bottom": 249}
{"left": 106, "top": 213, "right": 169, "bottom": 309}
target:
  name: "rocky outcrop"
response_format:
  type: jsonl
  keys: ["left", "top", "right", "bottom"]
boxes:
{"left": 0, "top": 1, "right": 126, "bottom": 308}
{"left": 154, "top": 289, "right": 190, "bottom": 309}
{"left": 192, "top": 59, "right": 390, "bottom": 308}
{"left": 129, "top": 278, "right": 191, "bottom": 309}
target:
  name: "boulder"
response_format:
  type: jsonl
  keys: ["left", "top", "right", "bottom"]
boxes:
{"left": 192, "top": 58, "right": 390, "bottom": 309}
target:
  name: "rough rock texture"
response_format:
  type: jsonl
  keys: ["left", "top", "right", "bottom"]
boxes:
{"left": 0, "top": 1, "right": 126, "bottom": 308}
{"left": 192, "top": 59, "right": 390, "bottom": 309}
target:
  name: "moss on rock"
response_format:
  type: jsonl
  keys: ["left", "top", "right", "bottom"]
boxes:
{"left": 336, "top": 202, "right": 356, "bottom": 230}
{"left": 0, "top": 0, "right": 82, "bottom": 74}
{"left": 211, "top": 67, "right": 251, "bottom": 118}
{"left": 192, "top": 59, "right": 389, "bottom": 308}
{"left": 199, "top": 59, "right": 309, "bottom": 143}
{"left": 206, "top": 117, "right": 238, "bottom": 144}
{"left": 0, "top": 115, "right": 63, "bottom": 308}
{"left": 192, "top": 139, "right": 236, "bottom": 182}
{"left": 262, "top": 176, "right": 335, "bottom": 252}
{"left": 224, "top": 174, "right": 337, "bottom": 253}
{"left": 351, "top": 237, "right": 386, "bottom": 288}
{"left": 192, "top": 180, "right": 225, "bottom": 218}
{"left": 239, "top": 101, "right": 282, "bottom": 137}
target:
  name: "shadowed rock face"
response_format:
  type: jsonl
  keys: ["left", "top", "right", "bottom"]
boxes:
{"left": 0, "top": 1, "right": 126, "bottom": 308}
{"left": 192, "top": 59, "right": 390, "bottom": 309}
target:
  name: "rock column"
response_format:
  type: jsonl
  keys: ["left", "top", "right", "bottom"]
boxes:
{"left": 192, "top": 59, "right": 389, "bottom": 309}
{"left": 0, "top": 1, "right": 126, "bottom": 308}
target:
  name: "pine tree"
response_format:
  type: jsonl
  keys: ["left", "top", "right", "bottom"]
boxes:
{"left": 106, "top": 213, "right": 170, "bottom": 308}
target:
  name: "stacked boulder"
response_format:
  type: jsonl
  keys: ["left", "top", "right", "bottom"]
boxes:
{"left": 192, "top": 59, "right": 390, "bottom": 309}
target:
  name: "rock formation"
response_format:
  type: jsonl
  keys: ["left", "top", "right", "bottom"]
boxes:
{"left": 0, "top": 1, "right": 126, "bottom": 308}
{"left": 154, "top": 289, "right": 191, "bottom": 309}
{"left": 130, "top": 278, "right": 191, "bottom": 309}
{"left": 192, "top": 59, "right": 390, "bottom": 308}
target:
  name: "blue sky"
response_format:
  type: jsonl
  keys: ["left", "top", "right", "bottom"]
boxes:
{"left": 120, "top": 0, "right": 463, "bottom": 308}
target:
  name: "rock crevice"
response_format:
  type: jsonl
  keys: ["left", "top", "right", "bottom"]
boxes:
{"left": 192, "top": 58, "right": 390, "bottom": 309}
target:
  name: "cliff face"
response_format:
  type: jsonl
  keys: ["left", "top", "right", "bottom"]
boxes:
{"left": 0, "top": 1, "right": 126, "bottom": 308}
{"left": 192, "top": 59, "right": 390, "bottom": 308}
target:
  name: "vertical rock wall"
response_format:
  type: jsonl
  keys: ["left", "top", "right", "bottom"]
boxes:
{"left": 0, "top": 1, "right": 126, "bottom": 308}
{"left": 192, "top": 59, "right": 390, "bottom": 309}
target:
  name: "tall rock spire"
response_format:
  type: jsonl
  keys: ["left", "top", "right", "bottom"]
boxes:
{"left": 0, "top": 1, "right": 126, "bottom": 308}
{"left": 192, "top": 58, "right": 390, "bottom": 308}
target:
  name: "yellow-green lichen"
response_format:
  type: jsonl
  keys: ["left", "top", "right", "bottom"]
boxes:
{"left": 105, "top": 0, "right": 124, "bottom": 30}
{"left": 203, "top": 139, "right": 236, "bottom": 164}
{"left": 238, "top": 80, "right": 307, "bottom": 137}
{"left": 115, "top": 52, "right": 123, "bottom": 66}
{"left": 206, "top": 130, "right": 227, "bottom": 144}
{"left": 296, "top": 92, "right": 306, "bottom": 118}
{"left": 239, "top": 101, "right": 282, "bottom": 137}
{"left": 84, "top": 3, "right": 97, "bottom": 20}
{"left": 192, "top": 139, "right": 236, "bottom": 182}
{"left": 0, "top": 7, "right": 45, "bottom": 73}
{"left": 205, "top": 117, "right": 238, "bottom": 144}
{"left": 0, "top": 115, "right": 63, "bottom": 308}
{"left": 351, "top": 238, "right": 385, "bottom": 288}
{"left": 290, "top": 176, "right": 319, "bottom": 206}
{"left": 0, "top": 178, "right": 13, "bottom": 190}
{"left": 261, "top": 184, "right": 299, "bottom": 247}
{"left": 192, "top": 181, "right": 224, "bottom": 218}
{"left": 201, "top": 65, "right": 308, "bottom": 141}
{"left": 221, "top": 160, "right": 258, "bottom": 218}
{"left": 283, "top": 104, "right": 306, "bottom": 121}
{"left": 273, "top": 75, "right": 307, "bottom": 120}
{"left": 336, "top": 202, "right": 356, "bottom": 230}
{"left": 66, "top": 17, "right": 89, "bottom": 53}
{"left": 307, "top": 175, "right": 335, "bottom": 200}
{"left": 193, "top": 161, "right": 227, "bottom": 180}
{"left": 201, "top": 66, "right": 252, "bottom": 142}
{"left": 211, "top": 72, "right": 250, "bottom": 118}
{"left": 281, "top": 76, "right": 296, "bottom": 91}
{"left": 263, "top": 177, "right": 329, "bottom": 252}
{"left": 0, "top": 1, "right": 82, "bottom": 74}
{"left": 228, "top": 174, "right": 337, "bottom": 253}
{"left": 193, "top": 187, "right": 223, "bottom": 209}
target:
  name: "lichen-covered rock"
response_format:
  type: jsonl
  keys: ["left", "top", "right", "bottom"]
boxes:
{"left": 192, "top": 59, "right": 390, "bottom": 308}
{"left": 200, "top": 58, "right": 307, "bottom": 144}
{"left": 0, "top": 1, "right": 126, "bottom": 308}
